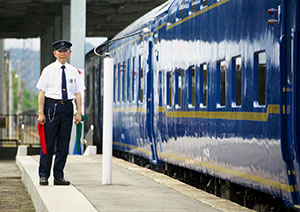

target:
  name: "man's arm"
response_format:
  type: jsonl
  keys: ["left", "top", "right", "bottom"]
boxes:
{"left": 75, "top": 92, "right": 82, "bottom": 124}
{"left": 37, "top": 90, "right": 46, "bottom": 124}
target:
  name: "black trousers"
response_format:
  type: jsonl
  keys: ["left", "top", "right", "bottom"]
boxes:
{"left": 39, "top": 99, "right": 73, "bottom": 179}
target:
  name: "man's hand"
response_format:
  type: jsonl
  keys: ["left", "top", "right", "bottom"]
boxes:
{"left": 38, "top": 113, "right": 46, "bottom": 124}
{"left": 37, "top": 90, "right": 46, "bottom": 124}
{"left": 74, "top": 92, "right": 82, "bottom": 124}
{"left": 75, "top": 112, "right": 82, "bottom": 124}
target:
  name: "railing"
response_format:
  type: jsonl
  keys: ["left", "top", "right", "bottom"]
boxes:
{"left": 0, "top": 114, "right": 40, "bottom": 148}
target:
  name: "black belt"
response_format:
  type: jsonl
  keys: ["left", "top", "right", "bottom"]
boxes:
{"left": 46, "top": 97, "right": 73, "bottom": 104}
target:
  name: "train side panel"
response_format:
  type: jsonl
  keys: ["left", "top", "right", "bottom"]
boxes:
{"left": 105, "top": 0, "right": 300, "bottom": 208}
{"left": 153, "top": 0, "right": 295, "bottom": 206}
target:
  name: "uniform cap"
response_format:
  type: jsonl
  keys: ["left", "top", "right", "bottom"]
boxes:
{"left": 52, "top": 40, "right": 72, "bottom": 50}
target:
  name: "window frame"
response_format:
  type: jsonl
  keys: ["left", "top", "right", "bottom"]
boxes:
{"left": 188, "top": 65, "right": 196, "bottom": 108}
{"left": 132, "top": 57, "right": 136, "bottom": 103}
{"left": 113, "top": 64, "right": 116, "bottom": 103}
{"left": 167, "top": 71, "right": 173, "bottom": 107}
{"left": 190, "top": 0, "right": 200, "bottom": 14}
{"left": 201, "top": 0, "right": 209, "bottom": 9}
{"left": 127, "top": 59, "right": 131, "bottom": 103}
{"left": 118, "top": 63, "right": 121, "bottom": 103}
{"left": 217, "top": 59, "right": 226, "bottom": 107}
{"left": 159, "top": 71, "right": 163, "bottom": 107}
{"left": 178, "top": 0, "right": 189, "bottom": 20}
{"left": 138, "top": 55, "right": 144, "bottom": 104}
{"left": 175, "top": 69, "right": 183, "bottom": 108}
{"left": 122, "top": 61, "right": 126, "bottom": 103}
{"left": 200, "top": 63, "right": 208, "bottom": 108}
{"left": 232, "top": 56, "right": 242, "bottom": 107}
{"left": 254, "top": 50, "right": 267, "bottom": 107}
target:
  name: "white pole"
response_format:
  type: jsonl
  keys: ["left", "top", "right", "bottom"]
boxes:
{"left": 0, "top": 40, "right": 4, "bottom": 116}
{"left": 102, "top": 57, "right": 114, "bottom": 185}
{"left": 8, "top": 57, "right": 14, "bottom": 137}
{"left": 69, "top": 0, "right": 86, "bottom": 154}
{"left": 0, "top": 40, "right": 5, "bottom": 139}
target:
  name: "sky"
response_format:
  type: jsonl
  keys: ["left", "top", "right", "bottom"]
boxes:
{"left": 4, "top": 37, "right": 107, "bottom": 51}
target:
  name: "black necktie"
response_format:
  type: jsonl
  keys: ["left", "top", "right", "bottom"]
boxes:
{"left": 61, "top": 65, "right": 68, "bottom": 101}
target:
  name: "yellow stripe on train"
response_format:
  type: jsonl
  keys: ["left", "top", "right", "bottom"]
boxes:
{"left": 113, "top": 104, "right": 281, "bottom": 122}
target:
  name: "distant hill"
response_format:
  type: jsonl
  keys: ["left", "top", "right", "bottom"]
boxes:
{"left": 7, "top": 42, "right": 95, "bottom": 92}
{"left": 8, "top": 48, "right": 40, "bottom": 91}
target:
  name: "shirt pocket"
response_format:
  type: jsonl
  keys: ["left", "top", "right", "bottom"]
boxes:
{"left": 48, "top": 76, "right": 61, "bottom": 95}
{"left": 67, "top": 78, "right": 77, "bottom": 94}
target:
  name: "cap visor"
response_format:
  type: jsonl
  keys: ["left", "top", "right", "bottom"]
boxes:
{"left": 55, "top": 47, "right": 69, "bottom": 50}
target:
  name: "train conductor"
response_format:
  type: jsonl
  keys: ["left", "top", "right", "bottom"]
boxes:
{"left": 36, "top": 40, "right": 84, "bottom": 186}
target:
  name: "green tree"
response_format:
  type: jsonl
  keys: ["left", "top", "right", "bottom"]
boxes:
{"left": 12, "top": 71, "right": 38, "bottom": 114}
{"left": 23, "top": 89, "right": 38, "bottom": 112}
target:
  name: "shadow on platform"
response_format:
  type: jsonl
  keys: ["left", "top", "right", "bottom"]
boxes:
{"left": 16, "top": 146, "right": 253, "bottom": 212}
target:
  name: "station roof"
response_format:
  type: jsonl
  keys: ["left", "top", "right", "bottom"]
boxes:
{"left": 0, "top": 0, "right": 166, "bottom": 39}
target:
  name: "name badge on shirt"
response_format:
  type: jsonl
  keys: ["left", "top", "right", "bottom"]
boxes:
{"left": 69, "top": 79, "right": 76, "bottom": 84}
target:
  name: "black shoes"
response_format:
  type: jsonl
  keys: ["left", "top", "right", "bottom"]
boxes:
{"left": 39, "top": 177, "right": 49, "bottom": 186}
{"left": 54, "top": 178, "right": 70, "bottom": 186}
{"left": 39, "top": 177, "right": 70, "bottom": 186}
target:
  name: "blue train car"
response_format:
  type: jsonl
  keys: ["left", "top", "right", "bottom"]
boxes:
{"left": 92, "top": 0, "right": 300, "bottom": 209}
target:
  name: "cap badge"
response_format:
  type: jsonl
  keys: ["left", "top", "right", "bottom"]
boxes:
{"left": 61, "top": 41, "right": 65, "bottom": 46}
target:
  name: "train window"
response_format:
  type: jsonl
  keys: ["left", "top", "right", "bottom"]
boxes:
{"left": 255, "top": 51, "right": 266, "bottom": 106}
{"left": 120, "top": 63, "right": 124, "bottom": 102}
{"left": 132, "top": 57, "right": 136, "bottom": 102}
{"left": 217, "top": 60, "right": 226, "bottom": 107}
{"left": 128, "top": 59, "right": 132, "bottom": 103}
{"left": 139, "top": 55, "right": 144, "bottom": 103}
{"left": 113, "top": 65, "right": 116, "bottom": 103}
{"left": 154, "top": 34, "right": 158, "bottom": 45}
{"left": 135, "top": 57, "right": 139, "bottom": 102}
{"left": 233, "top": 56, "right": 242, "bottom": 106}
{"left": 168, "top": 1, "right": 178, "bottom": 24}
{"left": 170, "top": 13, "right": 174, "bottom": 24}
{"left": 188, "top": 66, "right": 196, "bottom": 107}
{"left": 175, "top": 69, "right": 182, "bottom": 107}
{"left": 167, "top": 72, "right": 173, "bottom": 107}
{"left": 178, "top": 8, "right": 182, "bottom": 20}
{"left": 118, "top": 63, "right": 121, "bottom": 102}
{"left": 159, "top": 71, "right": 163, "bottom": 107}
{"left": 123, "top": 61, "right": 126, "bottom": 102}
{"left": 202, "top": 0, "right": 208, "bottom": 8}
{"left": 179, "top": 0, "right": 189, "bottom": 20}
{"left": 200, "top": 63, "right": 208, "bottom": 107}
{"left": 191, "top": 0, "right": 200, "bottom": 13}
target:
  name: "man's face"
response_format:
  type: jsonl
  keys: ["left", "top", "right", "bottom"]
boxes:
{"left": 53, "top": 49, "right": 71, "bottom": 64}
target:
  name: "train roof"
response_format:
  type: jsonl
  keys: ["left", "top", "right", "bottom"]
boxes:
{"left": 113, "top": 0, "right": 173, "bottom": 40}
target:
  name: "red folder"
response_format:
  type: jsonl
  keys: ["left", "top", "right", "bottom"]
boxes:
{"left": 38, "top": 123, "right": 47, "bottom": 155}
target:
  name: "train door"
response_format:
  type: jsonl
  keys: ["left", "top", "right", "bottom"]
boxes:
{"left": 293, "top": 0, "right": 300, "bottom": 159}
{"left": 280, "top": 0, "right": 300, "bottom": 206}
{"left": 146, "top": 39, "right": 159, "bottom": 164}
{"left": 292, "top": 0, "right": 300, "bottom": 205}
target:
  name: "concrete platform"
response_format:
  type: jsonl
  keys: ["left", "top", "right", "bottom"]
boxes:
{"left": 16, "top": 154, "right": 253, "bottom": 212}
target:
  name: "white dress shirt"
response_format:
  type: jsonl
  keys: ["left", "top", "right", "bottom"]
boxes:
{"left": 36, "top": 60, "right": 84, "bottom": 100}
